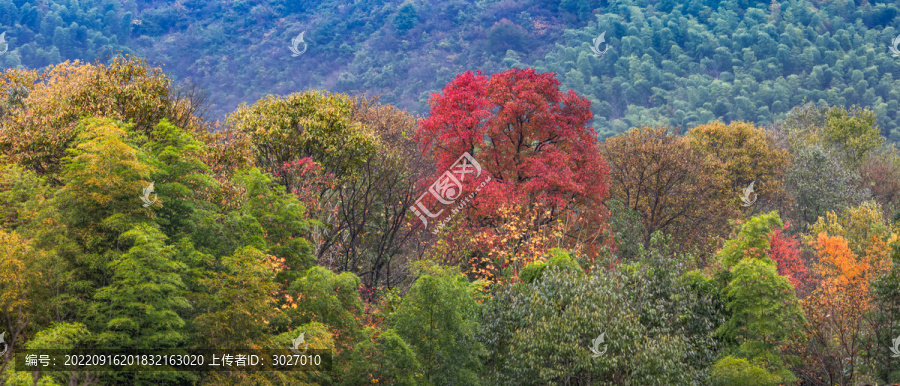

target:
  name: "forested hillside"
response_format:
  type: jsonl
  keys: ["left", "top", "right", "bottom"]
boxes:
{"left": 0, "top": 0, "right": 578, "bottom": 119}
{"left": 2, "top": 1, "right": 900, "bottom": 385}
{"left": 1, "top": 56, "right": 899, "bottom": 385}
{"left": 527, "top": 0, "right": 900, "bottom": 140}
{"left": 2, "top": 0, "right": 900, "bottom": 140}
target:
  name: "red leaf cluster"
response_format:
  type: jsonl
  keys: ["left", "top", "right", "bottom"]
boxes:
{"left": 417, "top": 68, "right": 608, "bottom": 215}
{"left": 415, "top": 69, "right": 611, "bottom": 270}
{"left": 767, "top": 227, "right": 807, "bottom": 289}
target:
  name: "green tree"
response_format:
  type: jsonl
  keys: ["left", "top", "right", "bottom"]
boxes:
{"left": 287, "top": 266, "right": 364, "bottom": 355}
{"left": 714, "top": 212, "right": 805, "bottom": 384}
{"left": 560, "top": 0, "right": 592, "bottom": 19}
{"left": 54, "top": 118, "right": 156, "bottom": 252}
{"left": 225, "top": 91, "right": 377, "bottom": 185}
{"left": 90, "top": 224, "right": 192, "bottom": 384}
{"left": 718, "top": 211, "right": 784, "bottom": 269}
{"left": 481, "top": 264, "right": 691, "bottom": 384}
{"left": 868, "top": 242, "right": 900, "bottom": 383}
{"left": 343, "top": 327, "right": 423, "bottom": 385}
{"left": 231, "top": 168, "right": 315, "bottom": 281}
{"left": 823, "top": 107, "right": 884, "bottom": 164}
{"left": 718, "top": 259, "right": 803, "bottom": 384}
{"left": 143, "top": 119, "right": 217, "bottom": 240}
{"left": 190, "top": 246, "right": 280, "bottom": 351}
{"left": 393, "top": 4, "right": 417, "bottom": 34}
{"left": 787, "top": 145, "right": 869, "bottom": 230}
{"left": 784, "top": 104, "right": 885, "bottom": 165}
{"left": 1, "top": 322, "right": 91, "bottom": 386}
{"left": 45, "top": 118, "right": 157, "bottom": 325}
{"left": 519, "top": 248, "right": 584, "bottom": 284}
{"left": 0, "top": 164, "right": 52, "bottom": 231}
{"left": 488, "top": 19, "right": 527, "bottom": 53}
{"left": 618, "top": 233, "right": 725, "bottom": 382}
{"left": 391, "top": 264, "right": 484, "bottom": 385}
{"left": 606, "top": 199, "right": 647, "bottom": 261}
{"left": 92, "top": 225, "right": 189, "bottom": 349}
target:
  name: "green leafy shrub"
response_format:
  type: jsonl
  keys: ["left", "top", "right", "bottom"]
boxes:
{"left": 710, "top": 356, "right": 778, "bottom": 386}
{"left": 519, "top": 248, "right": 583, "bottom": 284}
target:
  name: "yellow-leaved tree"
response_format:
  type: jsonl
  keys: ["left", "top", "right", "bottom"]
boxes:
{"left": 686, "top": 120, "right": 791, "bottom": 212}
{"left": 805, "top": 201, "right": 896, "bottom": 282}
{"left": 0, "top": 56, "right": 203, "bottom": 180}
{"left": 54, "top": 118, "right": 157, "bottom": 252}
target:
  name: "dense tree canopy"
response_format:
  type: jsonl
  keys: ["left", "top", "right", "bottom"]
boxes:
{"left": 3, "top": 28, "right": 900, "bottom": 383}
{"left": 602, "top": 125, "right": 733, "bottom": 254}
{"left": 417, "top": 68, "right": 611, "bottom": 278}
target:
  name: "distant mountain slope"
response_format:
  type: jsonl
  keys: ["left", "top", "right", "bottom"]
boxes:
{"left": 2, "top": 0, "right": 900, "bottom": 141}
{"left": 523, "top": 0, "right": 900, "bottom": 141}
{"left": 0, "top": 0, "right": 583, "bottom": 119}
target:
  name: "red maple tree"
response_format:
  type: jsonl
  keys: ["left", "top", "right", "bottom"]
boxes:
{"left": 415, "top": 68, "right": 611, "bottom": 277}
{"left": 767, "top": 224, "right": 808, "bottom": 289}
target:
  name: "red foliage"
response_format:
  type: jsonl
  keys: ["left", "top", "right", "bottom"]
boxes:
{"left": 418, "top": 68, "right": 608, "bottom": 213}
{"left": 767, "top": 225, "right": 808, "bottom": 289}
{"left": 415, "top": 68, "right": 611, "bottom": 273}
{"left": 279, "top": 157, "right": 336, "bottom": 215}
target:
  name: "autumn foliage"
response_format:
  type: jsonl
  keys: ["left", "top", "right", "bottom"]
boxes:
{"left": 603, "top": 126, "right": 734, "bottom": 255}
{"left": 812, "top": 233, "right": 870, "bottom": 293}
{"left": 0, "top": 57, "right": 202, "bottom": 180}
{"left": 416, "top": 68, "right": 610, "bottom": 277}
{"left": 686, "top": 120, "right": 791, "bottom": 211}
{"left": 768, "top": 226, "right": 807, "bottom": 289}
{"left": 5, "top": 57, "right": 900, "bottom": 384}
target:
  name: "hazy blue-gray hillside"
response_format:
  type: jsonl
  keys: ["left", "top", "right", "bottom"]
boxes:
{"left": 3, "top": 0, "right": 900, "bottom": 140}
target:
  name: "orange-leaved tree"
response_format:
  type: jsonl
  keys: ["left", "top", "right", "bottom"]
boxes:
{"left": 812, "top": 233, "right": 870, "bottom": 293}
{"left": 805, "top": 201, "right": 896, "bottom": 280}
{"left": 794, "top": 231, "right": 882, "bottom": 385}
